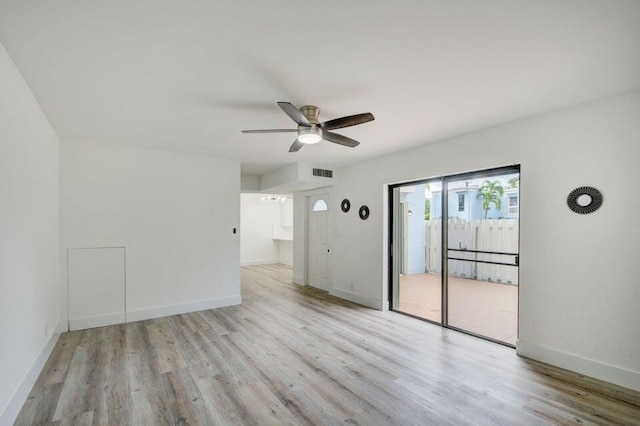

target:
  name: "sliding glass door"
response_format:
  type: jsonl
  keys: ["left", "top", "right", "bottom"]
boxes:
{"left": 391, "top": 181, "right": 442, "bottom": 324}
{"left": 390, "top": 166, "right": 520, "bottom": 346}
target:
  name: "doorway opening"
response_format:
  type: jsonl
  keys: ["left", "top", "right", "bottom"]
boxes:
{"left": 390, "top": 166, "right": 520, "bottom": 347}
{"left": 239, "top": 193, "right": 293, "bottom": 268}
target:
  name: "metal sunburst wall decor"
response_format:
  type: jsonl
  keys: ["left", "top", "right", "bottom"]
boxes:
{"left": 567, "top": 186, "right": 603, "bottom": 214}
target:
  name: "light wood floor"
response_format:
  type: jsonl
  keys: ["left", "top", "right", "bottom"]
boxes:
{"left": 16, "top": 264, "right": 640, "bottom": 425}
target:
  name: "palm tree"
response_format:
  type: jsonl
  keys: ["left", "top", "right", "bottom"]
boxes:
{"left": 507, "top": 177, "right": 519, "bottom": 189}
{"left": 424, "top": 182, "right": 432, "bottom": 220}
{"left": 477, "top": 180, "right": 505, "bottom": 219}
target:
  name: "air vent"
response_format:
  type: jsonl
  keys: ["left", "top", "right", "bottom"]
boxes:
{"left": 313, "top": 168, "right": 333, "bottom": 178}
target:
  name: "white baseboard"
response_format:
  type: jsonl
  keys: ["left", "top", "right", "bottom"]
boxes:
{"left": 69, "top": 313, "right": 126, "bottom": 331}
{"left": 516, "top": 340, "right": 640, "bottom": 392}
{"left": 330, "top": 288, "right": 384, "bottom": 310}
{"left": 381, "top": 300, "right": 389, "bottom": 311}
{"left": 0, "top": 330, "right": 61, "bottom": 426}
{"left": 126, "top": 295, "right": 242, "bottom": 323}
{"left": 241, "top": 259, "right": 279, "bottom": 266}
{"left": 292, "top": 275, "right": 305, "bottom": 285}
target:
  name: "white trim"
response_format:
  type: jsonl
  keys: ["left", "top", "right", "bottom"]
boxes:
{"left": 67, "top": 296, "right": 242, "bottom": 331}
{"left": 241, "top": 259, "right": 280, "bottom": 266}
{"left": 516, "top": 340, "right": 640, "bottom": 392}
{"left": 126, "top": 295, "right": 242, "bottom": 323}
{"left": 330, "top": 288, "right": 385, "bottom": 310}
{"left": 381, "top": 300, "right": 390, "bottom": 311}
{"left": 299, "top": 186, "right": 334, "bottom": 197}
{"left": 69, "top": 312, "right": 126, "bottom": 331}
{"left": 292, "top": 275, "right": 305, "bottom": 285}
{"left": 0, "top": 330, "right": 61, "bottom": 426}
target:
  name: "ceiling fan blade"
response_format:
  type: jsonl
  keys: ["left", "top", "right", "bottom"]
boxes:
{"left": 278, "top": 102, "right": 311, "bottom": 127}
{"left": 289, "top": 139, "right": 304, "bottom": 152}
{"left": 320, "top": 112, "right": 374, "bottom": 130}
{"left": 241, "top": 129, "right": 298, "bottom": 133}
{"left": 322, "top": 131, "right": 360, "bottom": 148}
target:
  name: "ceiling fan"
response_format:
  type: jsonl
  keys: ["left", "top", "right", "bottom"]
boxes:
{"left": 241, "top": 102, "right": 374, "bottom": 152}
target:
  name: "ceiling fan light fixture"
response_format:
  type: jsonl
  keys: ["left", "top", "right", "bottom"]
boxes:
{"left": 298, "top": 126, "right": 322, "bottom": 144}
{"left": 241, "top": 102, "right": 374, "bottom": 152}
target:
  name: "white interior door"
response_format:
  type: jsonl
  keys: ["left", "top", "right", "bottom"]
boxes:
{"left": 68, "top": 247, "right": 126, "bottom": 331}
{"left": 308, "top": 194, "right": 330, "bottom": 290}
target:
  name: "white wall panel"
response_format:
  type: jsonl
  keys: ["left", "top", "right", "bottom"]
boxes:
{"left": 68, "top": 248, "right": 125, "bottom": 331}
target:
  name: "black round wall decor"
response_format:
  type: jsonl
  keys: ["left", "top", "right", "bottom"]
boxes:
{"left": 341, "top": 199, "right": 351, "bottom": 213}
{"left": 567, "top": 186, "right": 603, "bottom": 214}
{"left": 359, "top": 205, "right": 370, "bottom": 220}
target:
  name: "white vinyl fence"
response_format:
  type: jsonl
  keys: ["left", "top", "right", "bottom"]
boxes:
{"left": 425, "top": 218, "right": 519, "bottom": 285}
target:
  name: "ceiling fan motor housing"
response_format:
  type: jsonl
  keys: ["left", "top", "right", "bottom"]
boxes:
{"left": 299, "top": 105, "right": 320, "bottom": 124}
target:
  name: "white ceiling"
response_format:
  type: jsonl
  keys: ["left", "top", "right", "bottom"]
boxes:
{"left": 1, "top": 1, "right": 639, "bottom": 175}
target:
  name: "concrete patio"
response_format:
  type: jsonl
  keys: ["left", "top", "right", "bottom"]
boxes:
{"left": 398, "top": 273, "right": 518, "bottom": 345}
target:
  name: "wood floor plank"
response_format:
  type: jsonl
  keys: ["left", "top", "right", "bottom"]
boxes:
{"left": 13, "top": 383, "right": 63, "bottom": 426}
{"left": 154, "top": 368, "right": 209, "bottom": 425}
{"left": 146, "top": 321, "right": 187, "bottom": 374}
{"left": 36, "top": 331, "right": 81, "bottom": 387}
{"left": 223, "top": 324, "right": 360, "bottom": 425}
{"left": 50, "top": 339, "right": 100, "bottom": 422}
{"left": 91, "top": 324, "right": 131, "bottom": 425}
{"left": 164, "top": 316, "right": 223, "bottom": 381}
{"left": 14, "top": 264, "right": 640, "bottom": 425}
{"left": 233, "top": 381, "right": 301, "bottom": 426}
{"left": 195, "top": 374, "right": 255, "bottom": 425}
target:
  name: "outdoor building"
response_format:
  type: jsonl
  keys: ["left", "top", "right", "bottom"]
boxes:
{"left": 430, "top": 175, "right": 519, "bottom": 220}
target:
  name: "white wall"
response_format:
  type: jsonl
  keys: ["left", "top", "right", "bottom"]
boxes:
{"left": 403, "top": 185, "right": 426, "bottom": 274}
{"left": 241, "top": 174, "right": 260, "bottom": 192}
{"left": 0, "top": 42, "right": 60, "bottom": 424}
{"left": 240, "top": 194, "right": 293, "bottom": 266}
{"left": 294, "top": 90, "right": 640, "bottom": 391}
{"left": 60, "top": 140, "right": 241, "bottom": 323}
{"left": 278, "top": 240, "right": 293, "bottom": 266}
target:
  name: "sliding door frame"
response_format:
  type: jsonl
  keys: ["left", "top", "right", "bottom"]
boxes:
{"left": 388, "top": 177, "right": 443, "bottom": 326}
{"left": 388, "top": 164, "right": 521, "bottom": 347}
